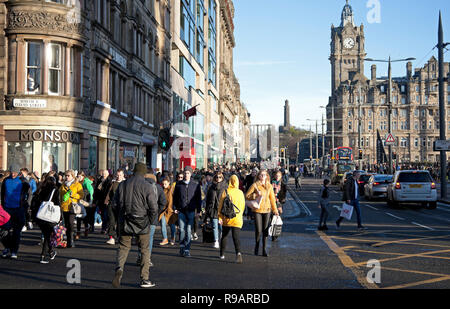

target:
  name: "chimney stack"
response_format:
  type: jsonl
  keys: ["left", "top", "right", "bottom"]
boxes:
{"left": 371, "top": 64, "right": 377, "bottom": 81}
{"left": 407, "top": 62, "right": 413, "bottom": 79}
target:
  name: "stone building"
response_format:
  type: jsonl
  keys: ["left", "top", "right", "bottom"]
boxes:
{"left": 328, "top": 1, "right": 450, "bottom": 165}
{"left": 0, "top": 0, "right": 172, "bottom": 175}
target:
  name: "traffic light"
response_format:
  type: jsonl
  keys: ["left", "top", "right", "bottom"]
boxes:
{"left": 158, "top": 128, "right": 172, "bottom": 151}
{"left": 359, "top": 150, "right": 363, "bottom": 160}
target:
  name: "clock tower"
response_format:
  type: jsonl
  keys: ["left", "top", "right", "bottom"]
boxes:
{"left": 330, "top": 0, "right": 366, "bottom": 94}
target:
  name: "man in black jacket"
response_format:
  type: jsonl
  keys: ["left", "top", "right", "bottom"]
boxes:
{"left": 173, "top": 166, "right": 202, "bottom": 258}
{"left": 112, "top": 163, "right": 158, "bottom": 288}
{"left": 336, "top": 171, "right": 366, "bottom": 230}
{"left": 93, "top": 170, "right": 113, "bottom": 234}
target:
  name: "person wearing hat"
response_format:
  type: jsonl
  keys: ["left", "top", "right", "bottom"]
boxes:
{"left": 112, "top": 162, "right": 158, "bottom": 288}
{"left": 173, "top": 166, "right": 202, "bottom": 258}
{"left": 1, "top": 163, "right": 32, "bottom": 259}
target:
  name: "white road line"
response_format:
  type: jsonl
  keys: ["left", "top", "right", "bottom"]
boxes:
{"left": 366, "top": 205, "right": 379, "bottom": 211}
{"left": 385, "top": 212, "right": 405, "bottom": 220}
{"left": 437, "top": 206, "right": 450, "bottom": 213}
{"left": 411, "top": 222, "right": 435, "bottom": 231}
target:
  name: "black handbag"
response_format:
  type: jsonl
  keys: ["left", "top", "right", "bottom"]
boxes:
{"left": 220, "top": 191, "right": 240, "bottom": 219}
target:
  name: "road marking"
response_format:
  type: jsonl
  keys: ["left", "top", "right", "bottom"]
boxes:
{"left": 385, "top": 213, "right": 405, "bottom": 220}
{"left": 367, "top": 205, "right": 379, "bottom": 211}
{"left": 437, "top": 206, "right": 450, "bottom": 213}
{"left": 316, "top": 231, "right": 379, "bottom": 289}
{"left": 383, "top": 275, "right": 450, "bottom": 289}
{"left": 411, "top": 222, "right": 435, "bottom": 231}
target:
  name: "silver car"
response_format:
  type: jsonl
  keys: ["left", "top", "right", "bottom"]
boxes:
{"left": 387, "top": 170, "right": 438, "bottom": 209}
{"left": 364, "top": 175, "right": 393, "bottom": 200}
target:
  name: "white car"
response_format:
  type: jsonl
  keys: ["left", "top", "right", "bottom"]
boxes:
{"left": 387, "top": 170, "right": 437, "bottom": 209}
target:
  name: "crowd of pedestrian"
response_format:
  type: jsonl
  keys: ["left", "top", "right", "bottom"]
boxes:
{"left": 0, "top": 161, "right": 289, "bottom": 288}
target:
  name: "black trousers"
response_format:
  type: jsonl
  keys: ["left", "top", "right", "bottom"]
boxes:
{"left": 37, "top": 221, "right": 55, "bottom": 256}
{"left": 62, "top": 212, "right": 76, "bottom": 246}
{"left": 220, "top": 226, "right": 241, "bottom": 256}
{"left": 76, "top": 207, "right": 96, "bottom": 232}
{"left": 254, "top": 213, "right": 271, "bottom": 250}
{"left": 107, "top": 204, "right": 117, "bottom": 238}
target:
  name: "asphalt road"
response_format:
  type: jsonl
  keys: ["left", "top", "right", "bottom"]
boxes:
{"left": 1, "top": 177, "right": 449, "bottom": 289}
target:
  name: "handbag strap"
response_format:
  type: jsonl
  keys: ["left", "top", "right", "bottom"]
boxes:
{"left": 48, "top": 189, "right": 56, "bottom": 203}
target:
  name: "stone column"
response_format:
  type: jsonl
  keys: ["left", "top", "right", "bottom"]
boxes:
{"left": 65, "top": 43, "right": 72, "bottom": 96}
{"left": 16, "top": 38, "right": 26, "bottom": 94}
{"left": 43, "top": 40, "right": 50, "bottom": 95}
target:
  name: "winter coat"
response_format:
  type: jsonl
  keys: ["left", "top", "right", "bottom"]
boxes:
{"left": 81, "top": 177, "right": 94, "bottom": 206}
{"left": 159, "top": 185, "right": 178, "bottom": 225}
{"left": 60, "top": 181, "right": 84, "bottom": 213}
{"left": 93, "top": 176, "right": 113, "bottom": 207}
{"left": 1, "top": 175, "right": 32, "bottom": 210}
{"left": 114, "top": 175, "right": 158, "bottom": 236}
{"left": 145, "top": 175, "right": 167, "bottom": 225}
{"left": 205, "top": 180, "right": 228, "bottom": 219}
{"left": 271, "top": 180, "right": 287, "bottom": 205}
{"left": 173, "top": 180, "right": 202, "bottom": 214}
{"left": 245, "top": 181, "right": 278, "bottom": 214}
{"left": 218, "top": 175, "right": 245, "bottom": 228}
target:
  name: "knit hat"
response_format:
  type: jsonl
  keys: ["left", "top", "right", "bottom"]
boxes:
{"left": 134, "top": 163, "right": 148, "bottom": 175}
{"left": 9, "top": 163, "right": 21, "bottom": 173}
{"left": 184, "top": 166, "right": 193, "bottom": 174}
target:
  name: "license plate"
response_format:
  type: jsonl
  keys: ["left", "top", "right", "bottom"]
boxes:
{"left": 409, "top": 184, "right": 423, "bottom": 189}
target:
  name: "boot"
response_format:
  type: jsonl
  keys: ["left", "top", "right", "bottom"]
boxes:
{"left": 84, "top": 228, "right": 89, "bottom": 238}
{"left": 262, "top": 237, "right": 268, "bottom": 257}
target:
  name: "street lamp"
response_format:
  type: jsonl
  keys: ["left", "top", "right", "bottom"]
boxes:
{"left": 365, "top": 56, "right": 416, "bottom": 174}
{"left": 320, "top": 105, "right": 334, "bottom": 166}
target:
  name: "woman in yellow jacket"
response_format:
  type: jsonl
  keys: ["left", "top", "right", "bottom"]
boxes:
{"left": 245, "top": 169, "right": 279, "bottom": 257}
{"left": 60, "top": 169, "right": 84, "bottom": 248}
{"left": 218, "top": 175, "right": 245, "bottom": 263}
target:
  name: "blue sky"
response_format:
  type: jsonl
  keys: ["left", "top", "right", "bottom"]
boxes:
{"left": 233, "top": 0, "right": 450, "bottom": 130}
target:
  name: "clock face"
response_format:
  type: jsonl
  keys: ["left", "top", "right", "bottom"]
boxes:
{"left": 344, "top": 38, "right": 355, "bottom": 49}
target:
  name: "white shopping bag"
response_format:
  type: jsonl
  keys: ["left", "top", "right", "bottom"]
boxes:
{"left": 269, "top": 215, "right": 283, "bottom": 237}
{"left": 340, "top": 203, "right": 354, "bottom": 220}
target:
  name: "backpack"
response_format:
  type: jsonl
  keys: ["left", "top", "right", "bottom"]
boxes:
{"left": 220, "top": 190, "right": 240, "bottom": 219}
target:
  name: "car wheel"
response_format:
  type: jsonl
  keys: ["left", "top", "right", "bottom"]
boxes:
{"left": 428, "top": 202, "right": 437, "bottom": 210}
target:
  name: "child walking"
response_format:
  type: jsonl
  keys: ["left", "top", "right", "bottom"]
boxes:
{"left": 318, "top": 179, "right": 330, "bottom": 231}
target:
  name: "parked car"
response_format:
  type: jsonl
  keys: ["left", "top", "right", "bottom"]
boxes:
{"left": 364, "top": 174, "right": 393, "bottom": 200}
{"left": 387, "top": 170, "right": 437, "bottom": 209}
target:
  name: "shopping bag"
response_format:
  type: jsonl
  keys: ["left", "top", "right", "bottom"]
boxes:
{"left": 245, "top": 195, "right": 262, "bottom": 210}
{"left": 268, "top": 215, "right": 283, "bottom": 237}
{"left": 71, "top": 202, "right": 86, "bottom": 218}
{"left": 0, "top": 205, "right": 11, "bottom": 226}
{"left": 51, "top": 223, "right": 67, "bottom": 248}
{"left": 36, "top": 190, "right": 61, "bottom": 224}
{"left": 340, "top": 203, "right": 354, "bottom": 220}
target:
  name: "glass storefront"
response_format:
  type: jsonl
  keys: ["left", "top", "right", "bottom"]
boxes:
{"left": 42, "top": 142, "right": 66, "bottom": 173}
{"left": 88, "top": 136, "right": 98, "bottom": 176}
{"left": 70, "top": 143, "right": 80, "bottom": 172}
{"left": 195, "top": 143, "right": 204, "bottom": 170}
{"left": 119, "top": 143, "right": 138, "bottom": 175}
{"left": 108, "top": 139, "right": 117, "bottom": 172}
{"left": 7, "top": 142, "right": 33, "bottom": 171}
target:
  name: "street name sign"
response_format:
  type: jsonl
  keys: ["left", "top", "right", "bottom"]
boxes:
{"left": 433, "top": 140, "right": 450, "bottom": 151}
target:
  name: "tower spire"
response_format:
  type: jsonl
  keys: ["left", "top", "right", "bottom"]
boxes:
{"left": 341, "top": 0, "right": 354, "bottom": 27}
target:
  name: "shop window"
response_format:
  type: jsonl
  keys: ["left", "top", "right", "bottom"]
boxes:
{"left": 70, "top": 143, "right": 80, "bottom": 172}
{"left": 119, "top": 143, "right": 138, "bottom": 175}
{"left": 89, "top": 136, "right": 98, "bottom": 176}
{"left": 7, "top": 142, "right": 33, "bottom": 172}
{"left": 42, "top": 142, "right": 66, "bottom": 173}
{"left": 48, "top": 43, "right": 62, "bottom": 95}
{"left": 108, "top": 140, "right": 117, "bottom": 172}
{"left": 26, "top": 42, "right": 42, "bottom": 94}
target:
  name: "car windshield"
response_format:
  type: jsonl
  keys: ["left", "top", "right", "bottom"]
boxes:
{"left": 397, "top": 172, "right": 432, "bottom": 183}
{"left": 374, "top": 175, "right": 393, "bottom": 182}
{"left": 338, "top": 165, "right": 354, "bottom": 173}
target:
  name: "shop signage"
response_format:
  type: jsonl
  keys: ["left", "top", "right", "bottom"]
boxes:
{"left": 6, "top": 130, "right": 81, "bottom": 144}
{"left": 13, "top": 99, "right": 47, "bottom": 108}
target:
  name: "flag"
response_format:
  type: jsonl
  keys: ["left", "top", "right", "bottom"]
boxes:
{"left": 376, "top": 130, "right": 387, "bottom": 164}
{"left": 183, "top": 106, "right": 197, "bottom": 121}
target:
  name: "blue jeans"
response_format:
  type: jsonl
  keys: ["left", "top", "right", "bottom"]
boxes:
{"left": 212, "top": 218, "right": 222, "bottom": 242}
{"left": 337, "top": 199, "right": 362, "bottom": 227}
{"left": 161, "top": 216, "right": 176, "bottom": 240}
{"left": 149, "top": 225, "right": 156, "bottom": 256}
{"left": 178, "top": 211, "right": 195, "bottom": 252}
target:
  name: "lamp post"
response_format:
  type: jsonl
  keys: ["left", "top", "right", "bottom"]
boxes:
{"left": 365, "top": 56, "right": 416, "bottom": 174}
{"left": 321, "top": 105, "right": 334, "bottom": 166}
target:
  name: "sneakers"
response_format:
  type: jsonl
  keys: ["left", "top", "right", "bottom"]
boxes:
{"left": 10, "top": 253, "right": 17, "bottom": 259}
{"left": 2, "top": 249, "right": 10, "bottom": 259}
{"left": 112, "top": 268, "right": 123, "bottom": 288}
{"left": 219, "top": 255, "right": 225, "bottom": 260}
{"left": 106, "top": 237, "right": 115, "bottom": 245}
{"left": 27, "top": 222, "right": 34, "bottom": 230}
{"left": 170, "top": 238, "right": 176, "bottom": 246}
{"left": 336, "top": 220, "right": 341, "bottom": 229}
{"left": 40, "top": 255, "right": 50, "bottom": 264}
{"left": 183, "top": 250, "right": 191, "bottom": 258}
{"left": 213, "top": 241, "right": 220, "bottom": 249}
{"left": 149, "top": 259, "right": 154, "bottom": 267}
{"left": 160, "top": 239, "right": 169, "bottom": 246}
{"left": 192, "top": 233, "right": 199, "bottom": 241}
{"left": 21, "top": 226, "right": 27, "bottom": 232}
{"left": 358, "top": 226, "right": 368, "bottom": 231}
{"left": 50, "top": 251, "right": 57, "bottom": 260}
{"left": 236, "top": 253, "right": 243, "bottom": 264}
{"left": 140, "top": 280, "right": 156, "bottom": 288}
